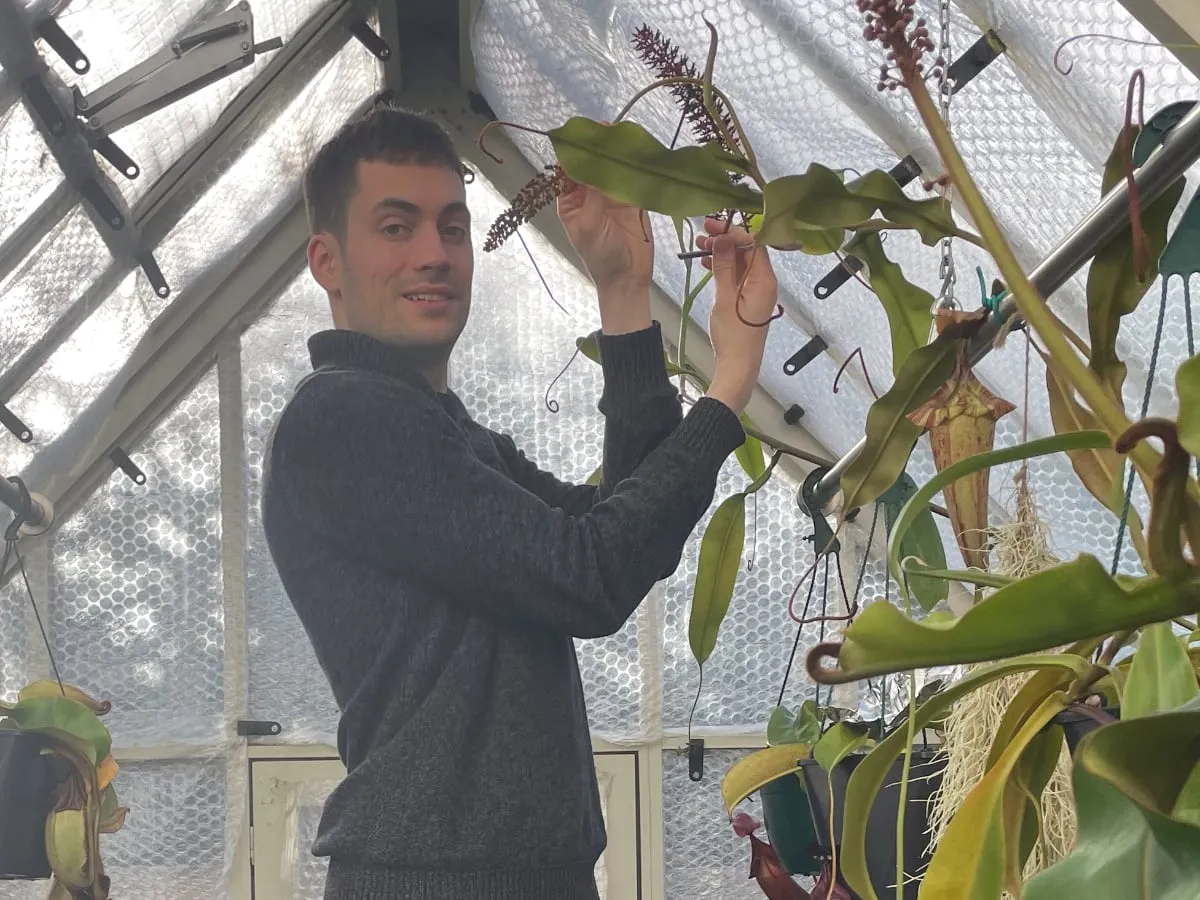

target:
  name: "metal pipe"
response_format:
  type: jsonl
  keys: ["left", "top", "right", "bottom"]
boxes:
{"left": 812, "top": 101, "right": 1200, "bottom": 511}
{"left": 0, "top": 473, "right": 52, "bottom": 532}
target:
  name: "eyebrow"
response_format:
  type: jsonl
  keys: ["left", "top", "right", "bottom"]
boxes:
{"left": 372, "top": 198, "right": 471, "bottom": 219}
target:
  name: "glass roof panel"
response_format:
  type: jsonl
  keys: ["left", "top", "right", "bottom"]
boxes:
{"left": 0, "top": 103, "right": 64, "bottom": 245}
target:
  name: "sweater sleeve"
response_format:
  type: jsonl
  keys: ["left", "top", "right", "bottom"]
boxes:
{"left": 486, "top": 323, "right": 682, "bottom": 517}
{"left": 594, "top": 322, "right": 683, "bottom": 500}
{"left": 270, "top": 372, "right": 745, "bottom": 638}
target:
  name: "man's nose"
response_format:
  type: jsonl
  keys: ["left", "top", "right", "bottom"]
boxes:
{"left": 413, "top": 222, "right": 450, "bottom": 271}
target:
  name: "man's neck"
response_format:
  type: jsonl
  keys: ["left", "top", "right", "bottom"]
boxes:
{"left": 423, "top": 362, "right": 449, "bottom": 394}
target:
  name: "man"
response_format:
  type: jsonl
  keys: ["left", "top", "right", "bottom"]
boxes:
{"left": 262, "top": 104, "right": 779, "bottom": 899}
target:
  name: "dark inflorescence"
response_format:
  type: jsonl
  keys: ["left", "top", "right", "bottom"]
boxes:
{"left": 484, "top": 163, "right": 571, "bottom": 252}
{"left": 858, "top": 0, "right": 946, "bottom": 91}
{"left": 631, "top": 24, "right": 740, "bottom": 152}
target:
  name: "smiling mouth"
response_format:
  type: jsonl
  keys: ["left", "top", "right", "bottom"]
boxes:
{"left": 404, "top": 293, "right": 453, "bottom": 303}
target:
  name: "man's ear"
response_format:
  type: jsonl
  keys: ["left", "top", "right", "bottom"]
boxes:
{"left": 307, "top": 232, "right": 342, "bottom": 295}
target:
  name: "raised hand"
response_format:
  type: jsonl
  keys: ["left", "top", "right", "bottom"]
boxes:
{"left": 557, "top": 175, "right": 654, "bottom": 334}
{"left": 696, "top": 217, "right": 779, "bottom": 415}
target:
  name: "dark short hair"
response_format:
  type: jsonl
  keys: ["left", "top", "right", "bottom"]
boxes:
{"left": 302, "top": 103, "right": 467, "bottom": 238}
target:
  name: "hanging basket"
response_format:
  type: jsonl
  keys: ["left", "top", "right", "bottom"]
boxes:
{"left": 0, "top": 730, "right": 56, "bottom": 879}
{"left": 760, "top": 770, "right": 821, "bottom": 877}
{"left": 800, "top": 748, "right": 946, "bottom": 900}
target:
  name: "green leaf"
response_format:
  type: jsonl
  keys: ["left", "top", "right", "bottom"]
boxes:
{"left": 822, "top": 556, "right": 1200, "bottom": 682}
{"left": 1124, "top": 622, "right": 1200, "bottom": 720}
{"left": 838, "top": 325, "right": 970, "bottom": 519}
{"left": 576, "top": 332, "right": 602, "bottom": 363}
{"left": 586, "top": 465, "right": 603, "bottom": 486}
{"left": 767, "top": 700, "right": 824, "bottom": 746}
{"left": 844, "top": 232, "right": 934, "bottom": 376}
{"left": 837, "top": 654, "right": 1092, "bottom": 900}
{"left": 688, "top": 494, "right": 747, "bottom": 666}
{"left": 1174, "top": 763, "right": 1200, "bottom": 827}
{"left": 922, "top": 693, "right": 1071, "bottom": 900}
{"left": 548, "top": 118, "right": 764, "bottom": 218}
{"left": 812, "top": 722, "right": 872, "bottom": 772}
{"left": 1025, "top": 700, "right": 1200, "bottom": 900}
{"left": 899, "top": 559, "right": 1014, "bottom": 591}
{"left": 756, "top": 165, "right": 963, "bottom": 252}
{"left": 1086, "top": 124, "right": 1186, "bottom": 398}
{"left": 1178, "top": 354, "right": 1200, "bottom": 459}
{"left": 4, "top": 696, "right": 111, "bottom": 764}
{"left": 879, "top": 471, "right": 948, "bottom": 611}
{"left": 886, "top": 430, "right": 1112, "bottom": 590}
{"left": 734, "top": 416, "right": 767, "bottom": 482}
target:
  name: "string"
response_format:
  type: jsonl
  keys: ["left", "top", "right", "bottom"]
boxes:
{"left": 1111, "top": 278, "right": 1170, "bottom": 575}
{"left": 3, "top": 477, "right": 64, "bottom": 694}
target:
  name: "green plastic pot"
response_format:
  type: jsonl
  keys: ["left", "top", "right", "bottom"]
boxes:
{"left": 760, "top": 770, "right": 821, "bottom": 877}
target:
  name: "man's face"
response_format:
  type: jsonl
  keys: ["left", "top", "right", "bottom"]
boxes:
{"left": 309, "top": 159, "right": 473, "bottom": 358}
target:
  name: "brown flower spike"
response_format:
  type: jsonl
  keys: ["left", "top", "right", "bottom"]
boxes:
{"left": 483, "top": 164, "right": 571, "bottom": 252}
{"left": 858, "top": 0, "right": 946, "bottom": 91}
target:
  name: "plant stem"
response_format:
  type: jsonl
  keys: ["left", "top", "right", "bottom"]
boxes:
{"left": 1070, "top": 627, "right": 1135, "bottom": 699}
{"left": 904, "top": 76, "right": 1158, "bottom": 483}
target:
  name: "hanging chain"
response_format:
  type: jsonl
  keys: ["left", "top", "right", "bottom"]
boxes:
{"left": 935, "top": 0, "right": 957, "bottom": 309}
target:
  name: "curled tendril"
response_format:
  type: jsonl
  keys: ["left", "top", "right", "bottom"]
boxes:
{"left": 805, "top": 641, "right": 857, "bottom": 686}
{"left": 1115, "top": 417, "right": 1197, "bottom": 577}
{"left": 1054, "top": 33, "right": 1198, "bottom": 76}
{"left": 1123, "top": 69, "right": 1150, "bottom": 281}
{"left": 477, "top": 120, "right": 551, "bottom": 165}
{"left": 833, "top": 347, "right": 881, "bottom": 399}
{"left": 543, "top": 347, "right": 582, "bottom": 414}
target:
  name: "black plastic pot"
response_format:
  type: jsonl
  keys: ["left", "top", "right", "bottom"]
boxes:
{"left": 800, "top": 748, "right": 946, "bottom": 900}
{"left": 760, "top": 770, "right": 821, "bottom": 876}
{"left": 1051, "top": 706, "right": 1121, "bottom": 755}
{"left": 0, "top": 731, "right": 55, "bottom": 879}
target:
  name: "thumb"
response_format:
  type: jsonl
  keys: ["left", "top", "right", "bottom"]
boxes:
{"left": 708, "top": 233, "right": 740, "bottom": 292}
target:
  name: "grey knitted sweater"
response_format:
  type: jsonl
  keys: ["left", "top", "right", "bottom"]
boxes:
{"left": 261, "top": 323, "right": 745, "bottom": 899}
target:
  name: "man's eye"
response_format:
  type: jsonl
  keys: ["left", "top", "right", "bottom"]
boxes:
{"left": 442, "top": 226, "right": 468, "bottom": 239}
{"left": 382, "top": 222, "right": 410, "bottom": 236}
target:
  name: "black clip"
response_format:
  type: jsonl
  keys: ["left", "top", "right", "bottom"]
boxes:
{"left": 947, "top": 30, "right": 1006, "bottom": 94}
{"left": 349, "top": 21, "right": 392, "bottom": 60}
{"left": 0, "top": 406, "right": 32, "bottom": 443}
{"left": 688, "top": 738, "right": 705, "bottom": 782}
{"left": 35, "top": 16, "right": 89, "bottom": 74}
{"left": 136, "top": 251, "right": 170, "bottom": 299}
{"left": 783, "top": 404, "right": 805, "bottom": 426}
{"left": 799, "top": 467, "right": 840, "bottom": 554}
{"left": 109, "top": 448, "right": 146, "bottom": 485}
{"left": 92, "top": 135, "right": 140, "bottom": 180}
{"left": 783, "top": 336, "right": 828, "bottom": 376}
{"left": 237, "top": 720, "right": 282, "bottom": 737}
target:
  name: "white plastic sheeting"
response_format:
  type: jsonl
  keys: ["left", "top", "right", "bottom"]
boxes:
{"left": 0, "top": 0, "right": 1197, "bottom": 897}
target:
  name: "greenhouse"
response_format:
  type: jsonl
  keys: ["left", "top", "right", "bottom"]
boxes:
{"left": 1, "top": 0, "right": 1198, "bottom": 898}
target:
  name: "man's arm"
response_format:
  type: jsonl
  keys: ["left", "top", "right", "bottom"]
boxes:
{"left": 491, "top": 321, "right": 681, "bottom": 515}
{"left": 271, "top": 372, "right": 745, "bottom": 638}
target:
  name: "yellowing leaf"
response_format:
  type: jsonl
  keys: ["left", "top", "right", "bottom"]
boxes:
{"left": 1178, "top": 354, "right": 1200, "bottom": 460}
{"left": 721, "top": 743, "right": 812, "bottom": 814}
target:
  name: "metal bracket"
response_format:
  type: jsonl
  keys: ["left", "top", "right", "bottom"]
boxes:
{"left": 237, "top": 720, "right": 282, "bottom": 737}
{"left": 108, "top": 448, "right": 146, "bottom": 486}
{"left": 688, "top": 738, "right": 705, "bottom": 782}
{"left": 798, "top": 467, "right": 841, "bottom": 554}
{"left": 73, "top": 2, "right": 282, "bottom": 138}
{"left": 783, "top": 335, "right": 828, "bottom": 376}
{"left": 35, "top": 16, "right": 89, "bottom": 74}
{"left": 349, "top": 20, "right": 392, "bottom": 61}
{"left": 0, "top": 406, "right": 32, "bottom": 443}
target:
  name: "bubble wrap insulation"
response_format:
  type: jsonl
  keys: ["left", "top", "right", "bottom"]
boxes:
{"left": 0, "top": 103, "right": 60, "bottom": 246}
{"left": 662, "top": 748, "right": 783, "bottom": 899}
